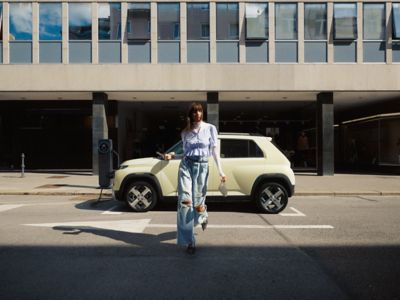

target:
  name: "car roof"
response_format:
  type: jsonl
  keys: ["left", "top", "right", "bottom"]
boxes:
{"left": 218, "top": 133, "right": 272, "bottom": 141}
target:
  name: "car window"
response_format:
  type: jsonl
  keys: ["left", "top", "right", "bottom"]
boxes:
{"left": 166, "top": 141, "right": 184, "bottom": 156}
{"left": 220, "top": 139, "right": 264, "bottom": 158}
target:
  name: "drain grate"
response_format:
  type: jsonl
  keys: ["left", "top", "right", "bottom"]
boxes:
{"left": 35, "top": 184, "right": 67, "bottom": 189}
{"left": 46, "top": 176, "right": 69, "bottom": 179}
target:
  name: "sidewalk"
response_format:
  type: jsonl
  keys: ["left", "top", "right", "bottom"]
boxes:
{"left": 0, "top": 171, "right": 399, "bottom": 196}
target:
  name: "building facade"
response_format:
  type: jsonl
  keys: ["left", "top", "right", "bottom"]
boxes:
{"left": 0, "top": 0, "right": 399, "bottom": 175}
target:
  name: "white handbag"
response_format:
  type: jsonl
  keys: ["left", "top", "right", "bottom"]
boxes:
{"left": 218, "top": 181, "right": 228, "bottom": 197}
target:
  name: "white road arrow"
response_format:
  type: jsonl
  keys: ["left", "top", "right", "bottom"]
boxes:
{"left": 23, "top": 219, "right": 151, "bottom": 234}
{"left": 0, "top": 204, "right": 24, "bottom": 213}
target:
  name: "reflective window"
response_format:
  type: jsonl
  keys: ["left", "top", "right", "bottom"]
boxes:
{"left": 394, "top": 4, "right": 400, "bottom": 39}
{"left": 245, "top": 3, "right": 268, "bottom": 39}
{"left": 39, "top": 3, "right": 62, "bottom": 41}
{"left": 158, "top": 3, "right": 180, "bottom": 40}
{"left": 127, "top": 3, "right": 150, "bottom": 40}
{"left": 275, "top": 3, "right": 297, "bottom": 40}
{"left": 363, "top": 3, "right": 385, "bottom": 40}
{"left": 220, "top": 139, "right": 263, "bottom": 158}
{"left": 334, "top": 3, "right": 357, "bottom": 40}
{"left": 217, "top": 3, "right": 239, "bottom": 40}
{"left": 187, "top": 3, "right": 209, "bottom": 40}
{"left": 99, "top": 3, "right": 121, "bottom": 40}
{"left": 0, "top": 4, "right": 3, "bottom": 40}
{"left": 10, "top": 3, "right": 32, "bottom": 40}
{"left": 304, "top": 3, "right": 327, "bottom": 40}
{"left": 69, "top": 3, "right": 92, "bottom": 40}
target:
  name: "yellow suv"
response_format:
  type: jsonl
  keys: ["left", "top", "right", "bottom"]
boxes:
{"left": 113, "top": 133, "right": 295, "bottom": 213}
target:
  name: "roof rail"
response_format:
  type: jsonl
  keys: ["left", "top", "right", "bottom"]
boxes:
{"left": 219, "top": 132, "right": 265, "bottom": 137}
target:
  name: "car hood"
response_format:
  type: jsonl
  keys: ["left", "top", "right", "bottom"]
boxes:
{"left": 121, "top": 157, "right": 159, "bottom": 167}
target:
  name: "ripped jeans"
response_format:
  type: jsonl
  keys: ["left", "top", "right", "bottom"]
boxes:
{"left": 177, "top": 156, "right": 209, "bottom": 246}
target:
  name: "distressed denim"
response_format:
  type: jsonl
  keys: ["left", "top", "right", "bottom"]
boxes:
{"left": 177, "top": 156, "right": 209, "bottom": 246}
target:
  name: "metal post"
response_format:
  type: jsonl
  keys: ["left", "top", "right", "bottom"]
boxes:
{"left": 21, "top": 153, "right": 25, "bottom": 178}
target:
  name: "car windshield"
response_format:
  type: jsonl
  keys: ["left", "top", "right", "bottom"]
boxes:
{"left": 166, "top": 141, "right": 184, "bottom": 156}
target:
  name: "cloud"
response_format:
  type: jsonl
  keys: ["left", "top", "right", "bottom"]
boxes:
{"left": 69, "top": 4, "right": 91, "bottom": 26}
{"left": 10, "top": 3, "right": 32, "bottom": 35}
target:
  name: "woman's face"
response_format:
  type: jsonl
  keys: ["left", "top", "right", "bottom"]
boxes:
{"left": 191, "top": 108, "right": 202, "bottom": 122}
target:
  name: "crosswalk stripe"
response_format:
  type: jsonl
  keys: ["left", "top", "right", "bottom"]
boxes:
{"left": 0, "top": 204, "right": 24, "bottom": 212}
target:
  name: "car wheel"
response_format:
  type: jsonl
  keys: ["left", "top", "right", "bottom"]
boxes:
{"left": 255, "top": 182, "right": 288, "bottom": 214}
{"left": 124, "top": 181, "right": 158, "bottom": 212}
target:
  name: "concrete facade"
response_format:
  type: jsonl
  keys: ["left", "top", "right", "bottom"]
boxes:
{"left": 0, "top": 0, "right": 399, "bottom": 174}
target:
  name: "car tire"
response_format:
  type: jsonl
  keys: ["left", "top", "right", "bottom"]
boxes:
{"left": 124, "top": 181, "right": 158, "bottom": 212}
{"left": 255, "top": 182, "right": 288, "bottom": 214}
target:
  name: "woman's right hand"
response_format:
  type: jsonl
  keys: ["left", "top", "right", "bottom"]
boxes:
{"left": 164, "top": 153, "right": 174, "bottom": 160}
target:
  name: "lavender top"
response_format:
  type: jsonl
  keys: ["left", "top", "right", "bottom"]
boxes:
{"left": 181, "top": 121, "right": 218, "bottom": 158}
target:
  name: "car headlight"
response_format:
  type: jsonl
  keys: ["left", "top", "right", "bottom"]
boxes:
{"left": 119, "top": 165, "right": 128, "bottom": 170}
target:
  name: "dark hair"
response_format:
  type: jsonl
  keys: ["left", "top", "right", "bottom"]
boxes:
{"left": 183, "top": 102, "right": 203, "bottom": 132}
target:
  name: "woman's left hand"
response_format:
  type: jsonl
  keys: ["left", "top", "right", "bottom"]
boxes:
{"left": 220, "top": 175, "right": 227, "bottom": 182}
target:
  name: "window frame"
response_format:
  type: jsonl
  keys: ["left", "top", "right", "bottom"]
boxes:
{"left": 333, "top": 2, "right": 358, "bottom": 41}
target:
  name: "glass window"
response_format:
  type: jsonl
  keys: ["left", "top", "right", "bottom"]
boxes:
{"left": 220, "top": 139, "right": 263, "bottom": 158}
{"left": 158, "top": 3, "right": 180, "bottom": 40}
{"left": 187, "top": 3, "right": 209, "bottom": 40}
{"left": 69, "top": 3, "right": 92, "bottom": 40}
{"left": 275, "top": 3, "right": 297, "bottom": 40}
{"left": 394, "top": 4, "right": 400, "bottom": 39}
{"left": 0, "top": 4, "right": 3, "bottom": 40}
{"left": 334, "top": 3, "right": 357, "bottom": 40}
{"left": 304, "top": 3, "right": 327, "bottom": 40}
{"left": 10, "top": 3, "right": 32, "bottom": 40}
{"left": 39, "top": 3, "right": 62, "bottom": 41}
{"left": 127, "top": 3, "right": 150, "bottom": 40}
{"left": 246, "top": 3, "right": 268, "bottom": 39}
{"left": 217, "top": 3, "right": 239, "bottom": 40}
{"left": 99, "top": 3, "right": 121, "bottom": 40}
{"left": 363, "top": 3, "right": 385, "bottom": 40}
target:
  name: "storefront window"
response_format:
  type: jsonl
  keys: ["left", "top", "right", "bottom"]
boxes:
{"left": 334, "top": 3, "right": 357, "bottom": 40}
{"left": 99, "top": 3, "right": 121, "bottom": 40}
{"left": 245, "top": 3, "right": 268, "bottom": 40}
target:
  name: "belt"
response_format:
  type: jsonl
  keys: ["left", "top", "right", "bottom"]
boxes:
{"left": 184, "top": 156, "right": 208, "bottom": 163}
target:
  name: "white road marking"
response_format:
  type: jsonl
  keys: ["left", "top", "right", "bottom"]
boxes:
{"left": 101, "top": 205, "right": 122, "bottom": 215}
{"left": 0, "top": 204, "right": 24, "bottom": 212}
{"left": 23, "top": 219, "right": 334, "bottom": 233}
{"left": 279, "top": 207, "right": 306, "bottom": 217}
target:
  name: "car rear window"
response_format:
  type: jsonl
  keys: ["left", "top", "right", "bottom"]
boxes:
{"left": 220, "top": 139, "right": 264, "bottom": 158}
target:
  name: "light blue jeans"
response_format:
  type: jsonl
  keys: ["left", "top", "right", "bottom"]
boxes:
{"left": 177, "top": 156, "right": 209, "bottom": 246}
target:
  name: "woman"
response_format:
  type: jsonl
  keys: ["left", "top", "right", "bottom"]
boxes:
{"left": 165, "top": 102, "right": 226, "bottom": 254}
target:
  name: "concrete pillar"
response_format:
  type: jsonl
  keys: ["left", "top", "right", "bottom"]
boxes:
{"left": 207, "top": 92, "right": 219, "bottom": 131}
{"left": 180, "top": 2, "right": 187, "bottom": 63}
{"left": 92, "top": 92, "right": 109, "bottom": 174}
{"left": 316, "top": 92, "right": 334, "bottom": 176}
{"left": 32, "top": 2, "right": 39, "bottom": 64}
{"left": 210, "top": 2, "right": 216, "bottom": 64}
{"left": 386, "top": 2, "right": 393, "bottom": 64}
{"left": 3, "top": 2, "right": 9, "bottom": 64}
{"left": 327, "top": 2, "right": 334, "bottom": 64}
{"left": 151, "top": 2, "right": 157, "bottom": 64}
{"left": 356, "top": 2, "right": 363, "bottom": 64}
{"left": 121, "top": 2, "right": 128, "bottom": 64}
{"left": 298, "top": 2, "right": 304, "bottom": 64}
{"left": 268, "top": 2, "right": 275, "bottom": 63}
{"left": 62, "top": 2, "right": 68, "bottom": 64}
{"left": 239, "top": 2, "right": 245, "bottom": 64}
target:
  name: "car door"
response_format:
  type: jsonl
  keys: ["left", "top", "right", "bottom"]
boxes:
{"left": 209, "top": 138, "right": 265, "bottom": 196}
